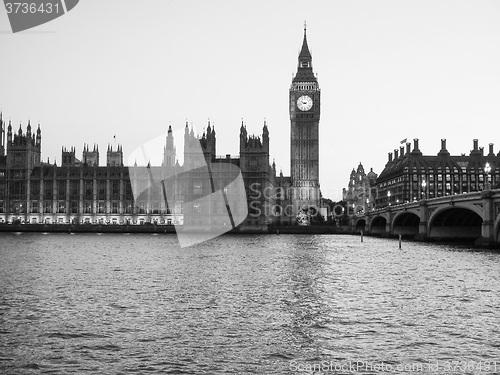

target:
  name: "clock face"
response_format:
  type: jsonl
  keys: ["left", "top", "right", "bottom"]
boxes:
{"left": 297, "top": 95, "right": 313, "bottom": 111}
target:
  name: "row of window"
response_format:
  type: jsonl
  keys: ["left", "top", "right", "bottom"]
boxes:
{"left": 2, "top": 217, "right": 180, "bottom": 226}
{"left": 381, "top": 173, "right": 499, "bottom": 188}
{"left": 12, "top": 168, "right": 127, "bottom": 179}
{"left": 376, "top": 182, "right": 494, "bottom": 206}
{"left": 0, "top": 201, "right": 175, "bottom": 215}
{"left": 292, "top": 82, "right": 317, "bottom": 91}
{"left": 6, "top": 180, "right": 132, "bottom": 200}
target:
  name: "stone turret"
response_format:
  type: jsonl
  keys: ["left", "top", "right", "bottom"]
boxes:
{"left": 83, "top": 143, "right": 99, "bottom": 166}
{"left": 61, "top": 146, "right": 77, "bottom": 166}
{"left": 184, "top": 122, "right": 205, "bottom": 169}
{"left": 240, "top": 120, "right": 271, "bottom": 173}
{"left": 163, "top": 125, "right": 176, "bottom": 167}
{"left": 7, "top": 121, "right": 12, "bottom": 145}
{"left": 0, "top": 112, "right": 5, "bottom": 156}
{"left": 200, "top": 120, "right": 216, "bottom": 163}
{"left": 6, "top": 121, "right": 42, "bottom": 170}
{"left": 107, "top": 144, "right": 123, "bottom": 166}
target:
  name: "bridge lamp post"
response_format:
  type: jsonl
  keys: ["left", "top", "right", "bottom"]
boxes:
{"left": 484, "top": 162, "right": 492, "bottom": 190}
{"left": 387, "top": 191, "right": 391, "bottom": 206}
{"left": 421, "top": 179, "right": 427, "bottom": 200}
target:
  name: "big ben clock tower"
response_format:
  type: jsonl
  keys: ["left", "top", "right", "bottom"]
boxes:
{"left": 290, "top": 24, "right": 321, "bottom": 216}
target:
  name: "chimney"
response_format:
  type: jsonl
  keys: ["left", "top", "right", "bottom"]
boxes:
{"left": 473, "top": 139, "right": 478, "bottom": 151}
{"left": 406, "top": 142, "right": 411, "bottom": 154}
{"left": 438, "top": 138, "right": 450, "bottom": 157}
{"left": 480, "top": 147, "right": 484, "bottom": 156}
{"left": 400, "top": 146, "right": 405, "bottom": 157}
{"left": 394, "top": 149, "right": 399, "bottom": 159}
{"left": 489, "top": 143, "right": 494, "bottom": 156}
{"left": 388, "top": 152, "right": 393, "bottom": 162}
{"left": 413, "top": 138, "right": 419, "bottom": 152}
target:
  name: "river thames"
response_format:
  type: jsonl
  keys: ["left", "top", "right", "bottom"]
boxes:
{"left": 1, "top": 233, "right": 499, "bottom": 374}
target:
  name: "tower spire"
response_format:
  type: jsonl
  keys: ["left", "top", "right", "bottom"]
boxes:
{"left": 299, "top": 23, "right": 311, "bottom": 61}
{"left": 294, "top": 24, "right": 315, "bottom": 82}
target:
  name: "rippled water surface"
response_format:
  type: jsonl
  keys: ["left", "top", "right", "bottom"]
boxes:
{"left": 1, "top": 233, "right": 500, "bottom": 374}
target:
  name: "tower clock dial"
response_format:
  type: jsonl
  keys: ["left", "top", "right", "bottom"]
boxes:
{"left": 297, "top": 95, "right": 313, "bottom": 111}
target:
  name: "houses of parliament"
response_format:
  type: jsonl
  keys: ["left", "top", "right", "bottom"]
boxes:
{"left": 0, "top": 28, "right": 323, "bottom": 227}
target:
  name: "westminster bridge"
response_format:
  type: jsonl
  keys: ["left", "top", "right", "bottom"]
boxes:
{"left": 350, "top": 189, "right": 500, "bottom": 248}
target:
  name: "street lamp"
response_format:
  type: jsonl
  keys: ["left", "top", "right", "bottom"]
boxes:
{"left": 421, "top": 179, "right": 427, "bottom": 199}
{"left": 387, "top": 191, "right": 391, "bottom": 206}
{"left": 484, "top": 162, "right": 492, "bottom": 190}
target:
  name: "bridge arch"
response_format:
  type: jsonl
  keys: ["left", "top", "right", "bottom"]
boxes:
{"left": 392, "top": 211, "right": 420, "bottom": 236}
{"left": 428, "top": 205, "right": 483, "bottom": 240}
{"left": 370, "top": 215, "right": 387, "bottom": 235}
{"left": 355, "top": 218, "right": 366, "bottom": 232}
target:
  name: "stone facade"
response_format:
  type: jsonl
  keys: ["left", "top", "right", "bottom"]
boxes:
{"left": 343, "top": 163, "right": 378, "bottom": 215}
{"left": 0, "top": 120, "right": 277, "bottom": 227}
{"left": 375, "top": 138, "right": 500, "bottom": 208}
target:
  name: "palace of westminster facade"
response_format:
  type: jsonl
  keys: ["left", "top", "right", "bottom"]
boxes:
{"left": 2, "top": 28, "right": 499, "bottom": 227}
{"left": 0, "top": 28, "right": 322, "bottom": 227}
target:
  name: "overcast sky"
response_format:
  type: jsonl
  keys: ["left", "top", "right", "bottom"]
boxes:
{"left": 1, "top": 0, "right": 500, "bottom": 200}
